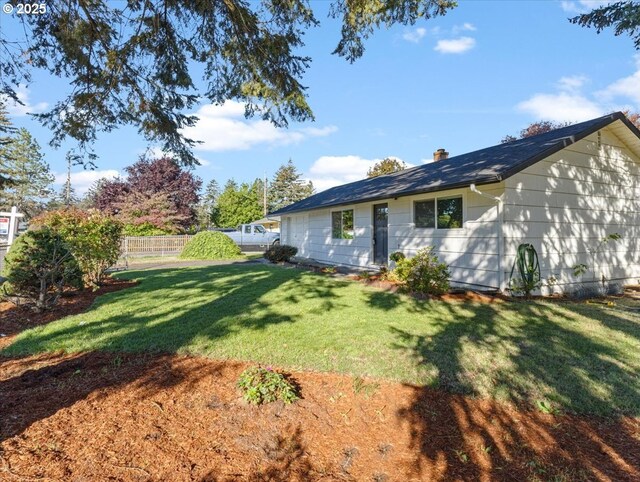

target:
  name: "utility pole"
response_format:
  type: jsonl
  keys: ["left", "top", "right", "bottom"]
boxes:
{"left": 263, "top": 171, "right": 267, "bottom": 216}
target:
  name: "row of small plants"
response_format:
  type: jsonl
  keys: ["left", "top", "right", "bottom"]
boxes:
{"left": 1, "top": 208, "right": 123, "bottom": 311}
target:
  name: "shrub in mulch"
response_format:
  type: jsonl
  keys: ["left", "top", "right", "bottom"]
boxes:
{"left": 237, "top": 366, "right": 300, "bottom": 405}
{"left": 1, "top": 228, "right": 84, "bottom": 312}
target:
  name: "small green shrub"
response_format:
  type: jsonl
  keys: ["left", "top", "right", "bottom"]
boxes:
{"left": 2, "top": 228, "right": 83, "bottom": 311}
{"left": 179, "top": 231, "right": 242, "bottom": 260}
{"left": 391, "top": 247, "right": 450, "bottom": 295}
{"left": 237, "top": 366, "right": 300, "bottom": 405}
{"left": 393, "top": 257, "right": 412, "bottom": 282}
{"left": 32, "top": 208, "right": 123, "bottom": 287}
{"left": 389, "top": 251, "right": 405, "bottom": 263}
{"left": 264, "top": 244, "right": 298, "bottom": 263}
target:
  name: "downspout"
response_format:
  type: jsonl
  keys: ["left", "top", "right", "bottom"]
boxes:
{"left": 470, "top": 184, "right": 504, "bottom": 292}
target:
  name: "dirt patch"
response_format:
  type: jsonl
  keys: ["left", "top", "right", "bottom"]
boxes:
{"left": 0, "top": 352, "right": 638, "bottom": 481}
{"left": 0, "top": 277, "right": 137, "bottom": 349}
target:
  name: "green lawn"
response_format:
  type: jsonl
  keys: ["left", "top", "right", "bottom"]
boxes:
{"left": 3, "top": 264, "right": 640, "bottom": 416}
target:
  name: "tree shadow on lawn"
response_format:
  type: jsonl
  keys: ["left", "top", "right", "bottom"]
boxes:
{"left": 0, "top": 265, "right": 347, "bottom": 443}
{"left": 391, "top": 298, "right": 640, "bottom": 480}
{"left": 3, "top": 264, "right": 349, "bottom": 356}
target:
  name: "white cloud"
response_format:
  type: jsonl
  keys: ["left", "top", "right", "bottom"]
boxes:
{"left": 517, "top": 92, "right": 602, "bottom": 123}
{"left": 452, "top": 23, "right": 476, "bottom": 34}
{"left": 597, "top": 55, "right": 640, "bottom": 106}
{"left": 306, "top": 155, "right": 411, "bottom": 192}
{"left": 0, "top": 84, "right": 48, "bottom": 117}
{"left": 517, "top": 56, "right": 640, "bottom": 122}
{"left": 142, "top": 146, "right": 211, "bottom": 167}
{"left": 402, "top": 27, "right": 427, "bottom": 43}
{"left": 182, "top": 101, "right": 337, "bottom": 152}
{"left": 53, "top": 169, "right": 120, "bottom": 196}
{"left": 557, "top": 75, "right": 589, "bottom": 92}
{"left": 434, "top": 37, "right": 476, "bottom": 54}
{"left": 560, "top": 1, "right": 614, "bottom": 14}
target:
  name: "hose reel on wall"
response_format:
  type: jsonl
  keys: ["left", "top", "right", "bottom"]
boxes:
{"left": 508, "top": 243, "right": 541, "bottom": 298}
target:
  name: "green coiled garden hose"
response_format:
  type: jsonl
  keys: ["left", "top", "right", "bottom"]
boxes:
{"left": 509, "top": 243, "right": 541, "bottom": 296}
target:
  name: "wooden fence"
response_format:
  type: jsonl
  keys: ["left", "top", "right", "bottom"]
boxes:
{"left": 121, "top": 235, "right": 194, "bottom": 257}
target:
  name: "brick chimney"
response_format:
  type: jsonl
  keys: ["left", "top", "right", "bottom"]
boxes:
{"left": 433, "top": 148, "right": 449, "bottom": 161}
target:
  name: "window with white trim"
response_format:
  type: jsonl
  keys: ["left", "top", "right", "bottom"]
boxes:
{"left": 414, "top": 195, "right": 463, "bottom": 229}
{"left": 331, "top": 209, "right": 354, "bottom": 239}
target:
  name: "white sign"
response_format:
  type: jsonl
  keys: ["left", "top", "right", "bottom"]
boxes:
{"left": 0, "top": 217, "right": 8, "bottom": 236}
{"left": 0, "top": 207, "right": 25, "bottom": 248}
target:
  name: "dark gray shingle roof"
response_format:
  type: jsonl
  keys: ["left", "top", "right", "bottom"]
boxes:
{"left": 272, "top": 112, "right": 639, "bottom": 216}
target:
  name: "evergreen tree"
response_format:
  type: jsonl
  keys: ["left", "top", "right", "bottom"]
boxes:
{"left": 80, "top": 177, "right": 111, "bottom": 210}
{"left": 0, "top": 1, "right": 455, "bottom": 167}
{"left": 197, "top": 179, "right": 220, "bottom": 228}
{"left": 570, "top": 2, "right": 640, "bottom": 49}
{"left": 216, "top": 179, "right": 263, "bottom": 228}
{"left": 47, "top": 182, "right": 81, "bottom": 211}
{"left": 0, "top": 101, "right": 17, "bottom": 189}
{"left": 0, "top": 128, "right": 54, "bottom": 217}
{"left": 268, "top": 159, "right": 314, "bottom": 212}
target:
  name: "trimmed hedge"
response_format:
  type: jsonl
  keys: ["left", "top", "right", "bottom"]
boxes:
{"left": 179, "top": 231, "right": 242, "bottom": 260}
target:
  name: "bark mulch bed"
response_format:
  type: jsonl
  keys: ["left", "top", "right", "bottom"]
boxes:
{"left": 0, "top": 352, "right": 638, "bottom": 481}
{"left": 1, "top": 277, "right": 639, "bottom": 481}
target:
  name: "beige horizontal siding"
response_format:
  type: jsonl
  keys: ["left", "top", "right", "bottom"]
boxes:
{"left": 504, "top": 127, "right": 640, "bottom": 294}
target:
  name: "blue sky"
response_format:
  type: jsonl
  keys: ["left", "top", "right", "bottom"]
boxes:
{"left": 2, "top": 0, "right": 639, "bottom": 195}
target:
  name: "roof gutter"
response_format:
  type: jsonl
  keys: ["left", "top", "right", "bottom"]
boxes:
{"left": 273, "top": 176, "right": 502, "bottom": 216}
{"left": 470, "top": 184, "right": 505, "bottom": 292}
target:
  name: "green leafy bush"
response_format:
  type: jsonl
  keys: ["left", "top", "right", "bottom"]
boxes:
{"left": 1, "top": 228, "right": 83, "bottom": 311}
{"left": 31, "top": 208, "right": 123, "bottom": 287}
{"left": 237, "top": 366, "right": 300, "bottom": 405}
{"left": 179, "top": 231, "right": 242, "bottom": 259}
{"left": 264, "top": 244, "right": 298, "bottom": 263}
{"left": 389, "top": 251, "right": 406, "bottom": 263}
{"left": 392, "top": 247, "right": 450, "bottom": 295}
